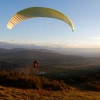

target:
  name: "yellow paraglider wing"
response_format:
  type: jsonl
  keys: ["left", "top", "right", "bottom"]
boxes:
{"left": 7, "top": 7, "right": 74, "bottom": 31}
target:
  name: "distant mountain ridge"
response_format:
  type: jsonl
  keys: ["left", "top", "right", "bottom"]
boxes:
{"left": 1, "top": 40, "right": 100, "bottom": 57}
{"left": 0, "top": 48, "right": 85, "bottom": 61}
{"left": 0, "top": 48, "right": 55, "bottom": 54}
{"left": 1, "top": 48, "right": 100, "bottom": 70}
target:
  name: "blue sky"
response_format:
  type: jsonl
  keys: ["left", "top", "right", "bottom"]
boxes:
{"left": 1, "top": 0, "right": 100, "bottom": 48}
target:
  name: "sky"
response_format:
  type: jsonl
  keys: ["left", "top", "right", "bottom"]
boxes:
{"left": 1, "top": 0, "right": 100, "bottom": 48}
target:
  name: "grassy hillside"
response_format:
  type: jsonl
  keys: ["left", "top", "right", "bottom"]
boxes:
{"left": 0, "top": 85, "right": 100, "bottom": 100}
{"left": 0, "top": 48, "right": 100, "bottom": 99}
{"left": 0, "top": 70, "right": 100, "bottom": 100}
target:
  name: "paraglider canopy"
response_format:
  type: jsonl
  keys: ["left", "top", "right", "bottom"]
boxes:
{"left": 7, "top": 7, "right": 74, "bottom": 31}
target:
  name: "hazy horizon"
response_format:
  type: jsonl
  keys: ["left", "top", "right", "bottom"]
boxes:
{"left": 0, "top": 41, "right": 100, "bottom": 57}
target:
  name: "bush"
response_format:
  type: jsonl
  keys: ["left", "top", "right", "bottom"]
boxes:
{"left": 75, "top": 76, "right": 91, "bottom": 83}
{"left": 86, "top": 82, "right": 100, "bottom": 91}
{"left": 0, "top": 70, "right": 72, "bottom": 91}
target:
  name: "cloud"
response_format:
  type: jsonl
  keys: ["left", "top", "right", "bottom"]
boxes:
{"left": 89, "top": 37, "right": 100, "bottom": 40}
{"left": 81, "top": 42, "right": 88, "bottom": 44}
{"left": 0, "top": 40, "right": 4, "bottom": 42}
{"left": 1, "top": 39, "right": 100, "bottom": 49}
{"left": 9, "top": 40, "right": 26, "bottom": 44}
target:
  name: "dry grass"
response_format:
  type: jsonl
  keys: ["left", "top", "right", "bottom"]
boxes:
{"left": 0, "top": 85, "right": 100, "bottom": 100}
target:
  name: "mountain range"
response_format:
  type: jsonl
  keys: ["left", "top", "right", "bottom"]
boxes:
{"left": 0, "top": 41, "right": 100, "bottom": 57}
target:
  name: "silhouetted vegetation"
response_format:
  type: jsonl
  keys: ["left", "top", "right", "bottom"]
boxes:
{"left": 86, "top": 82, "right": 100, "bottom": 91}
{"left": 0, "top": 70, "right": 72, "bottom": 91}
{"left": 65, "top": 75, "right": 92, "bottom": 84}
{"left": 1, "top": 69, "right": 100, "bottom": 92}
